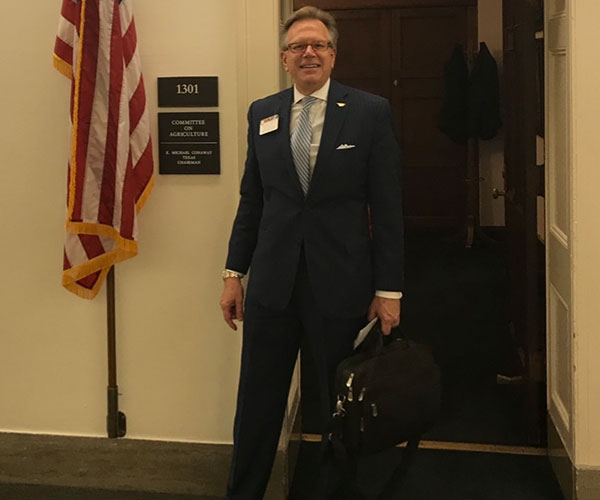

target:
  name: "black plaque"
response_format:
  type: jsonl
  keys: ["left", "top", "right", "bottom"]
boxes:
{"left": 158, "top": 112, "right": 220, "bottom": 175}
{"left": 157, "top": 77, "right": 218, "bottom": 107}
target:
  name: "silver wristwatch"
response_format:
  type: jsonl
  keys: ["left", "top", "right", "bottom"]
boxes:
{"left": 222, "top": 269, "right": 243, "bottom": 280}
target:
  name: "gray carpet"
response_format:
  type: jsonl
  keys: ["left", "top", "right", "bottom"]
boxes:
{"left": 0, "top": 484, "right": 218, "bottom": 500}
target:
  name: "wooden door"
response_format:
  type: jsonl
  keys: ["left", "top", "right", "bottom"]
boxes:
{"left": 503, "top": 0, "right": 546, "bottom": 444}
{"left": 331, "top": 10, "right": 392, "bottom": 100}
{"left": 391, "top": 7, "right": 474, "bottom": 231}
{"left": 544, "top": 0, "right": 573, "bottom": 454}
{"left": 332, "top": 6, "right": 475, "bottom": 231}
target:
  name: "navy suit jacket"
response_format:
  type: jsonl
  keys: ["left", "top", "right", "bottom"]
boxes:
{"left": 226, "top": 80, "right": 404, "bottom": 318}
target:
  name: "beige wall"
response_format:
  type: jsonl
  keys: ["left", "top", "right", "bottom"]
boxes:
{"left": 570, "top": 0, "right": 600, "bottom": 468}
{"left": 4, "top": 0, "right": 600, "bottom": 470}
{"left": 0, "top": 0, "right": 280, "bottom": 443}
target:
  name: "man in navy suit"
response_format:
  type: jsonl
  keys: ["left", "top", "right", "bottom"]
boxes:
{"left": 220, "top": 6, "right": 404, "bottom": 499}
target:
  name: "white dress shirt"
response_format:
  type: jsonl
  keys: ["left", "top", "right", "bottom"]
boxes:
{"left": 290, "top": 79, "right": 330, "bottom": 173}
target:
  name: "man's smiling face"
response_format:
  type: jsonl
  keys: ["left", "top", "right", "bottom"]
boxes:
{"left": 281, "top": 19, "right": 336, "bottom": 95}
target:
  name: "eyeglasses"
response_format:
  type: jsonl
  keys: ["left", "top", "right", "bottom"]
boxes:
{"left": 286, "top": 41, "right": 333, "bottom": 54}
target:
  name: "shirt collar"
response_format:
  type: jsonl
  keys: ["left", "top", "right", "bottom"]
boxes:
{"left": 293, "top": 79, "right": 330, "bottom": 104}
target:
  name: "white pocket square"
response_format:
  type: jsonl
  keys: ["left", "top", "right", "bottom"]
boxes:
{"left": 336, "top": 143, "right": 356, "bottom": 150}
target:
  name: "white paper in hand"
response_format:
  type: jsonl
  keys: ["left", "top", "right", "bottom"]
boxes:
{"left": 353, "top": 317, "right": 378, "bottom": 350}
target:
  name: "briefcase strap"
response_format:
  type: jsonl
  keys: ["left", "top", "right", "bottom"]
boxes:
{"left": 328, "top": 419, "right": 421, "bottom": 500}
{"left": 329, "top": 433, "right": 364, "bottom": 500}
{"left": 375, "top": 437, "right": 420, "bottom": 500}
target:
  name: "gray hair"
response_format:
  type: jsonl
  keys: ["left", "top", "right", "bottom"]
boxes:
{"left": 280, "top": 6, "right": 338, "bottom": 51}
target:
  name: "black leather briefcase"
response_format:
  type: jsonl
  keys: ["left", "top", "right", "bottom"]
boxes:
{"left": 331, "top": 320, "right": 441, "bottom": 455}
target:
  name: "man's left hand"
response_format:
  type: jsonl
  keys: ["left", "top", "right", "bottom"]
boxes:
{"left": 367, "top": 296, "right": 401, "bottom": 335}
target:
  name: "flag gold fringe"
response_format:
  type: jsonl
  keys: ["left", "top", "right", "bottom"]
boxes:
{"left": 62, "top": 221, "right": 139, "bottom": 299}
{"left": 67, "top": 0, "right": 88, "bottom": 222}
{"left": 63, "top": 266, "right": 111, "bottom": 300}
{"left": 53, "top": 54, "right": 72, "bottom": 79}
{"left": 136, "top": 173, "right": 155, "bottom": 214}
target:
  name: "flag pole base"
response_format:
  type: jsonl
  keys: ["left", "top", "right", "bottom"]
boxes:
{"left": 107, "top": 385, "right": 127, "bottom": 438}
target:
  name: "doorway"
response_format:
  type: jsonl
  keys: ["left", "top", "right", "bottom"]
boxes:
{"left": 294, "top": 0, "right": 548, "bottom": 448}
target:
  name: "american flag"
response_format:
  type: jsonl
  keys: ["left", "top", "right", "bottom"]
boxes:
{"left": 53, "top": 0, "right": 154, "bottom": 299}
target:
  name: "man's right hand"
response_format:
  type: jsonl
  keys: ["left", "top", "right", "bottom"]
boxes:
{"left": 220, "top": 278, "right": 244, "bottom": 330}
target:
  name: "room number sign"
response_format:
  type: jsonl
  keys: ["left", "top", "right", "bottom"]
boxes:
{"left": 157, "top": 77, "right": 218, "bottom": 107}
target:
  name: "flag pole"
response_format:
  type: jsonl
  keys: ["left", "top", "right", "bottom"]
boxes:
{"left": 106, "top": 266, "right": 126, "bottom": 438}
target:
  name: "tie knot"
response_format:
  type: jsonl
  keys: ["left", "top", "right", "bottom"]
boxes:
{"left": 302, "top": 96, "right": 317, "bottom": 110}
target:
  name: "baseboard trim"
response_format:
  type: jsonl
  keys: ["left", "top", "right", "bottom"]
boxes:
{"left": 295, "top": 434, "right": 546, "bottom": 456}
{"left": 577, "top": 467, "right": 600, "bottom": 500}
{"left": 0, "top": 432, "right": 289, "bottom": 500}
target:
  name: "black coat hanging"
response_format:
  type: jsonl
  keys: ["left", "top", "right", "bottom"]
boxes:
{"left": 468, "top": 41, "right": 502, "bottom": 140}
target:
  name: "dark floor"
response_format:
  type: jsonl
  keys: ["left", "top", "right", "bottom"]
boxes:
{"left": 357, "top": 447, "right": 564, "bottom": 500}
{"left": 401, "top": 231, "right": 540, "bottom": 446}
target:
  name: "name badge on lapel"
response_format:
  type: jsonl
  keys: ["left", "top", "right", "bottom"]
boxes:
{"left": 259, "top": 114, "right": 279, "bottom": 135}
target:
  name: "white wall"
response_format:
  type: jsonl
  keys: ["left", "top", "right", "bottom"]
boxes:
{"left": 0, "top": 0, "right": 280, "bottom": 443}
{"left": 570, "top": 0, "right": 600, "bottom": 468}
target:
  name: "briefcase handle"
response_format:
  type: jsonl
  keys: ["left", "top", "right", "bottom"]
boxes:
{"left": 358, "top": 319, "right": 406, "bottom": 357}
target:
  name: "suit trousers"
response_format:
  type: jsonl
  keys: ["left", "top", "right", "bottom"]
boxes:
{"left": 225, "top": 252, "right": 365, "bottom": 500}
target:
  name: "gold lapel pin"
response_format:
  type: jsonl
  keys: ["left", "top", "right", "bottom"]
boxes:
{"left": 336, "top": 102, "right": 346, "bottom": 107}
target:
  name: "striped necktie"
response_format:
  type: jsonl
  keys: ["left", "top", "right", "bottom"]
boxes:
{"left": 291, "top": 96, "right": 317, "bottom": 195}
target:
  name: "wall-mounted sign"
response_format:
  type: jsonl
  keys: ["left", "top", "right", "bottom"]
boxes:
{"left": 158, "top": 112, "right": 220, "bottom": 175}
{"left": 157, "top": 77, "right": 218, "bottom": 107}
